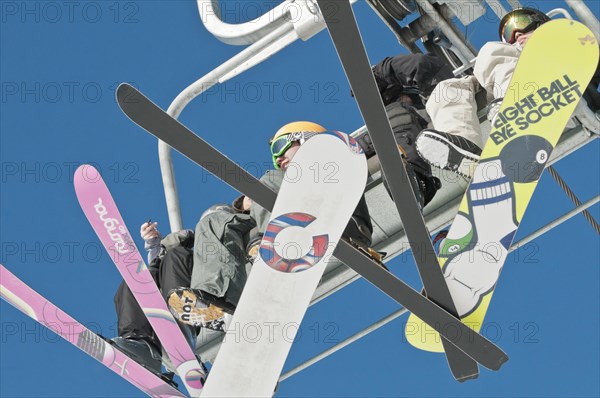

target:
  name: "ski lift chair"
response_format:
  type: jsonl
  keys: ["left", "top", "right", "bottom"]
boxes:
{"left": 172, "top": 0, "right": 600, "bottom": 365}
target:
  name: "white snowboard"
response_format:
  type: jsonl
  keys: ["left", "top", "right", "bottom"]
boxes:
{"left": 201, "top": 132, "right": 367, "bottom": 396}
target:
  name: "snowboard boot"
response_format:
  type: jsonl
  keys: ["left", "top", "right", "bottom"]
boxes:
{"left": 167, "top": 287, "right": 235, "bottom": 332}
{"left": 111, "top": 336, "right": 163, "bottom": 374}
{"left": 382, "top": 157, "right": 441, "bottom": 210}
{"left": 416, "top": 129, "right": 482, "bottom": 179}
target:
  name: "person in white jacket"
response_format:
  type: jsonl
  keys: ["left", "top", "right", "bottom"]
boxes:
{"left": 416, "top": 7, "right": 551, "bottom": 178}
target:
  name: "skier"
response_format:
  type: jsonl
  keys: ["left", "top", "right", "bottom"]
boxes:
{"left": 110, "top": 222, "right": 194, "bottom": 373}
{"left": 167, "top": 121, "right": 373, "bottom": 328}
{"left": 355, "top": 53, "right": 454, "bottom": 208}
{"left": 110, "top": 203, "right": 247, "bottom": 373}
{"left": 415, "top": 7, "right": 552, "bottom": 178}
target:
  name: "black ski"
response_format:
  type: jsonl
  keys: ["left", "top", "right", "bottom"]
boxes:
{"left": 315, "top": 0, "right": 479, "bottom": 381}
{"left": 115, "top": 83, "right": 508, "bottom": 371}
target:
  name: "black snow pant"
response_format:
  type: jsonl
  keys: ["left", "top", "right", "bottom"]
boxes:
{"left": 113, "top": 245, "right": 194, "bottom": 348}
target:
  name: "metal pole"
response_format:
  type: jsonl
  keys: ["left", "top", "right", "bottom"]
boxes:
{"left": 485, "top": 0, "right": 508, "bottom": 18}
{"left": 279, "top": 308, "right": 409, "bottom": 381}
{"left": 416, "top": 1, "right": 477, "bottom": 60}
{"left": 511, "top": 195, "right": 600, "bottom": 248}
{"left": 158, "top": 23, "right": 298, "bottom": 232}
{"left": 547, "top": 167, "right": 600, "bottom": 234}
{"left": 565, "top": 0, "right": 600, "bottom": 41}
{"left": 505, "top": 0, "right": 522, "bottom": 10}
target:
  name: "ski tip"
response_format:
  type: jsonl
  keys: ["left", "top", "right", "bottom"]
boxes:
{"left": 495, "top": 352, "right": 510, "bottom": 370}
{"left": 483, "top": 350, "right": 510, "bottom": 371}
{"left": 455, "top": 372, "right": 479, "bottom": 383}
{"left": 73, "top": 164, "right": 101, "bottom": 189}
{"left": 115, "top": 82, "right": 135, "bottom": 104}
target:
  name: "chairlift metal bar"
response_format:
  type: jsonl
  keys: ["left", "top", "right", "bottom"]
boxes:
{"left": 513, "top": 195, "right": 600, "bottom": 247}
{"left": 505, "top": 0, "right": 523, "bottom": 10}
{"left": 279, "top": 307, "right": 409, "bottom": 381}
{"left": 158, "top": 22, "right": 302, "bottom": 231}
{"left": 564, "top": 0, "right": 600, "bottom": 41}
{"left": 547, "top": 166, "right": 600, "bottom": 234}
{"left": 416, "top": 1, "right": 477, "bottom": 60}
{"left": 365, "top": 0, "right": 421, "bottom": 53}
{"left": 485, "top": 0, "right": 508, "bottom": 18}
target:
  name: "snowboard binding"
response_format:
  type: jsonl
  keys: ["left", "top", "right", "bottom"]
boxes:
{"left": 107, "top": 336, "right": 179, "bottom": 388}
{"left": 344, "top": 237, "right": 388, "bottom": 271}
{"left": 167, "top": 287, "right": 234, "bottom": 332}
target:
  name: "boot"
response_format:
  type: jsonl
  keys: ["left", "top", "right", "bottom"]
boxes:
{"left": 416, "top": 129, "right": 482, "bottom": 178}
{"left": 167, "top": 288, "right": 234, "bottom": 332}
{"left": 111, "top": 336, "right": 162, "bottom": 374}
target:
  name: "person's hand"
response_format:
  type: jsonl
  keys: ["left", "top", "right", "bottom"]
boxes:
{"left": 242, "top": 196, "right": 253, "bottom": 211}
{"left": 140, "top": 221, "right": 160, "bottom": 241}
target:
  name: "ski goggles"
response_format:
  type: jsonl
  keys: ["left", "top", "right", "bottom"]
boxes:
{"left": 270, "top": 134, "right": 295, "bottom": 169}
{"left": 270, "top": 132, "right": 320, "bottom": 169}
{"left": 501, "top": 14, "right": 546, "bottom": 44}
{"left": 271, "top": 135, "right": 294, "bottom": 158}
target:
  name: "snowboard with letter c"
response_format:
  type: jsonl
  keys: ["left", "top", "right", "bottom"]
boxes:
{"left": 406, "top": 19, "right": 599, "bottom": 352}
{"left": 201, "top": 132, "right": 368, "bottom": 396}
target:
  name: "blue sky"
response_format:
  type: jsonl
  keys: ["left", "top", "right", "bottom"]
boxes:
{"left": 1, "top": 1, "right": 599, "bottom": 397}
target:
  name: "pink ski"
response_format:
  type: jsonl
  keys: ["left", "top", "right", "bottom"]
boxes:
{"left": 0, "top": 264, "right": 185, "bottom": 398}
{"left": 74, "top": 164, "right": 205, "bottom": 397}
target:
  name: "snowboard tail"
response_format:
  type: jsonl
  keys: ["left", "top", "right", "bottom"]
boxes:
{"left": 406, "top": 19, "right": 599, "bottom": 352}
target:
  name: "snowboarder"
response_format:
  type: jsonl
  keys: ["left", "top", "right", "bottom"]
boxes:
{"left": 111, "top": 204, "right": 245, "bottom": 372}
{"left": 111, "top": 222, "right": 194, "bottom": 373}
{"left": 167, "top": 121, "right": 373, "bottom": 328}
{"left": 416, "top": 7, "right": 552, "bottom": 178}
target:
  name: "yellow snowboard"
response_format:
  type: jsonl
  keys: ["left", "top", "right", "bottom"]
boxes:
{"left": 406, "top": 19, "right": 599, "bottom": 353}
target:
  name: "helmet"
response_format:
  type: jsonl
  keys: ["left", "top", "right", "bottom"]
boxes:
{"left": 499, "top": 8, "right": 550, "bottom": 44}
{"left": 269, "top": 121, "right": 327, "bottom": 144}
{"left": 269, "top": 121, "right": 327, "bottom": 169}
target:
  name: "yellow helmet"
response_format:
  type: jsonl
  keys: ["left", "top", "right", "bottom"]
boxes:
{"left": 269, "top": 121, "right": 327, "bottom": 144}
{"left": 269, "top": 121, "right": 327, "bottom": 169}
